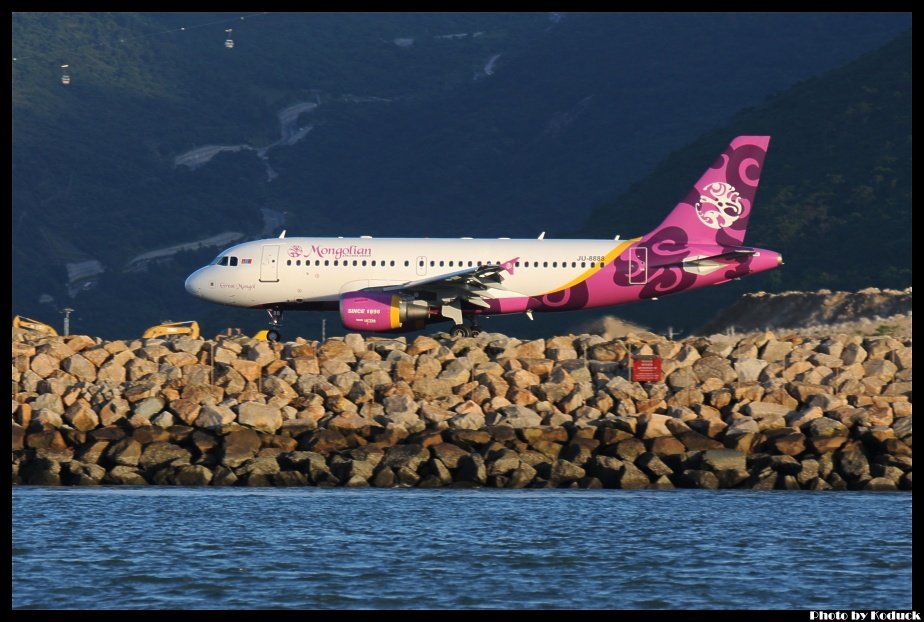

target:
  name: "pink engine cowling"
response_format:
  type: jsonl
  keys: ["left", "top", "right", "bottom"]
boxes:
{"left": 339, "top": 291, "right": 429, "bottom": 332}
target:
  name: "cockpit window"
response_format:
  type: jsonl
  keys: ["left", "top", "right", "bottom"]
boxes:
{"left": 229, "top": 257, "right": 238, "bottom": 267}
{"left": 217, "top": 256, "right": 229, "bottom": 266}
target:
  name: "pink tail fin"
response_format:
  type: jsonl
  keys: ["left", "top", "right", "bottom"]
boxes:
{"left": 645, "top": 136, "right": 770, "bottom": 247}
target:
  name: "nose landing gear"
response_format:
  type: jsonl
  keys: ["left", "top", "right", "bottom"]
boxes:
{"left": 266, "top": 307, "right": 283, "bottom": 342}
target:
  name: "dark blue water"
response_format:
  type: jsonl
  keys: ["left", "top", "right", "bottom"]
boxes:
{"left": 12, "top": 488, "right": 912, "bottom": 610}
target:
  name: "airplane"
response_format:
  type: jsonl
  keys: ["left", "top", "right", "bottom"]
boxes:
{"left": 185, "top": 136, "right": 782, "bottom": 341}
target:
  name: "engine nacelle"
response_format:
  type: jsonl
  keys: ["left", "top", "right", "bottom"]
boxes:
{"left": 339, "top": 291, "right": 430, "bottom": 332}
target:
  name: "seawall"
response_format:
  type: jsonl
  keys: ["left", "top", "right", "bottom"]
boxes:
{"left": 11, "top": 328, "right": 912, "bottom": 490}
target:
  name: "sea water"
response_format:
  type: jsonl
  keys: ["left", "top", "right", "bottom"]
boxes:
{"left": 12, "top": 488, "right": 912, "bottom": 610}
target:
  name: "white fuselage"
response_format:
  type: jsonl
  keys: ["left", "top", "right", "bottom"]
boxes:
{"left": 185, "top": 236, "right": 624, "bottom": 309}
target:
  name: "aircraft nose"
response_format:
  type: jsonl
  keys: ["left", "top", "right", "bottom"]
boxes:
{"left": 185, "top": 270, "right": 202, "bottom": 297}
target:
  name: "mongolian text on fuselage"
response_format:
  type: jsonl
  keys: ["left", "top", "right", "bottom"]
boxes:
{"left": 288, "top": 244, "right": 373, "bottom": 260}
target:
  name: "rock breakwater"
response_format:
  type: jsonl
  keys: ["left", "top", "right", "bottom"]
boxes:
{"left": 11, "top": 328, "right": 912, "bottom": 490}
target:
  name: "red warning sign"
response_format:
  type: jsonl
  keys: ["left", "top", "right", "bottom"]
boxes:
{"left": 631, "top": 355, "right": 662, "bottom": 382}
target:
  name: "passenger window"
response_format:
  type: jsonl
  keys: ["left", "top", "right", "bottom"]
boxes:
{"left": 296, "top": 260, "right": 301, "bottom": 266}
{"left": 334, "top": 260, "right": 339, "bottom": 266}
{"left": 324, "top": 260, "right": 330, "bottom": 266}
{"left": 362, "top": 260, "right": 367, "bottom": 266}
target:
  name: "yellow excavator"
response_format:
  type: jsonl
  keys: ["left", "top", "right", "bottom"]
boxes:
{"left": 142, "top": 320, "right": 200, "bottom": 339}
{"left": 12, "top": 315, "right": 59, "bottom": 337}
{"left": 215, "top": 328, "right": 270, "bottom": 340}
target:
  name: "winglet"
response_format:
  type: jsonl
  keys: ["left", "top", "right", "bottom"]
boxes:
{"left": 278, "top": 230, "right": 287, "bottom": 239}
{"left": 501, "top": 257, "right": 519, "bottom": 275}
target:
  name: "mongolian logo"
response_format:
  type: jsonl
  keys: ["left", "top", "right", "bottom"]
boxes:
{"left": 695, "top": 182, "right": 744, "bottom": 229}
{"left": 287, "top": 243, "right": 372, "bottom": 259}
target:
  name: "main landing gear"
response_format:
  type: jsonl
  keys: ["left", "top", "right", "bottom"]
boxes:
{"left": 450, "top": 319, "right": 482, "bottom": 338}
{"left": 265, "top": 307, "right": 283, "bottom": 342}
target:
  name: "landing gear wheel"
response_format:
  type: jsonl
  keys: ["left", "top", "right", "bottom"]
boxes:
{"left": 265, "top": 307, "right": 283, "bottom": 342}
{"left": 450, "top": 325, "right": 472, "bottom": 338}
{"left": 470, "top": 329, "right": 482, "bottom": 337}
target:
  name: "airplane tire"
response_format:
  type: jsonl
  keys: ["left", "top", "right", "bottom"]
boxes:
{"left": 267, "top": 329, "right": 281, "bottom": 342}
{"left": 450, "top": 325, "right": 471, "bottom": 338}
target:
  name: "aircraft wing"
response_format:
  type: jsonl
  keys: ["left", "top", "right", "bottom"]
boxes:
{"left": 367, "top": 262, "right": 519, "bottom": 309}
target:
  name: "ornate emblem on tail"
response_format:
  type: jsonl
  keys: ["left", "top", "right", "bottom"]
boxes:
{"left": 695, "top": 182, "right": 744, "bottom": 229}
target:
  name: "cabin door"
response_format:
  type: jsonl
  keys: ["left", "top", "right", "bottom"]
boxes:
{"left": 260, "top": 245, "right": 280, "bottom": 282}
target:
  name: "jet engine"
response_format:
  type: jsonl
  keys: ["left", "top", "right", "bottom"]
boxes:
{"left": 339, "top": 291, "right": 430, "bottom": 332}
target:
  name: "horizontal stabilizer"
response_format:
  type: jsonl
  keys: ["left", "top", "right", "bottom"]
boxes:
{"left": 683, "top": 249, "right": 757, "bottom": 264}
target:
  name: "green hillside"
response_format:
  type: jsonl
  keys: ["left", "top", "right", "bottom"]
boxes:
{"left": 11, "top": 13, "right": 912, "bottom": 339}
{"left": 569, "top": 30, "right": 911, "bottom": 333}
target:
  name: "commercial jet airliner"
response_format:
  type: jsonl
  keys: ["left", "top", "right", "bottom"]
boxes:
{"left": 186, "top": 136, "right": 782, "bottom": 341}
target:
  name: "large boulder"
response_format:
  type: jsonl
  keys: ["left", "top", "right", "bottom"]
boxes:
{"left": 220, "top": 429, "right": 262, "bottom": 468}
{"left": 616, "top": 463, "right": 651, "bottom": 489}
{"left": 692, "top": 355, "right": 737, "bottom": 384}
{"left": 139, "top": 442, "right": 192, "bottom": 471}
{"left": 489, "top": 405, "right": 543, "bottom": 428}
{"left": 549, "top": 460, "right": 586, "bottom": 485}
{"left": 806, "top": 418, "right": 849, "bottom": 453}
{"left": 237, "top": 402, "right": 283, "bottom": 434}
{"left": 195, "top": 404, "right": 237, "bottom": 429}
{"left": 456, "top": 453, "right": 487, "bottom": 485}
{"left": 701, "top": 449, "right": 746, "bottom": 472}
{"left": 430, "top": 443, "right": 470, "bottom": 469}
{"left": 103, "top": 438, "right": 142, "bottom": 467}
{"left": 382, "top": 444, "right": 429, "bottom": 472}
{"left": 61, "top": 354, "right": 97, "bottom": 382}
{"left": 64, "top": 400, "right": 100, "bottom": 432}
